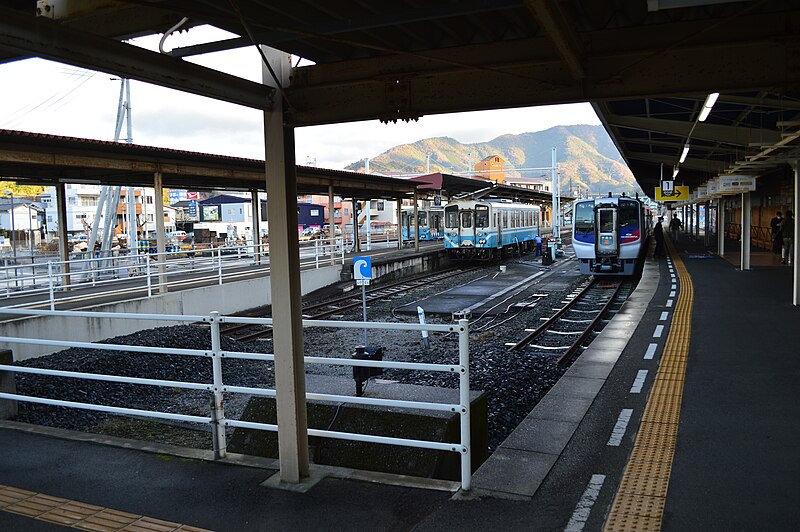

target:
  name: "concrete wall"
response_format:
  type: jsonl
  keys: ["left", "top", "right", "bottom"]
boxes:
{"left": 0, "top": 265, "right": 342, "bottom": 361}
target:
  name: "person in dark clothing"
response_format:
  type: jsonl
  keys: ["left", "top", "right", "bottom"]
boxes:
{"left": 770, "top": 211, "right": 783, "bottom": 255}
{"left": 668, "top": 214, "right": 683, "bottom": 242}
{"left": 653, "top": 217, "right": 665, "bottom": 258}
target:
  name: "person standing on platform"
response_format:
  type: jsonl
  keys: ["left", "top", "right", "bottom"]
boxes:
{"left": 668, "top": 214, "right": 683, "bottom": 242}
{"left": 780, "top": 211, "right": 794, "bottom": 264}
{"left": 770, "top": 211, "right": 783, "bottom": 255}
{"left": 654, "top": 217, "right": 665, "bottom": 258}
{"left": 534, "top": 234, "right": 542, "bottom": 257}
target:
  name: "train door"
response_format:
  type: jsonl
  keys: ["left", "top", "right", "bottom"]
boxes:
{"left": 430, "top": 211, "right": 442, "bottom": 239}
{"left": 595, "top": 203, "right": 620, "bottom": 257}
{"left": 495, "top": 208, "right": 502, "bottom": 244}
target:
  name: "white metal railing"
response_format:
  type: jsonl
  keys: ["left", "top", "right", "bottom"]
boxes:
{"left": 0, "top": 308, "right": 473, "bottom": 490}
{"left": 0, "top": 240, "right": 347, "bottom": 309}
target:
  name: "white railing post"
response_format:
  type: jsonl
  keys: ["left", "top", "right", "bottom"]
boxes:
{"left": 209, "top": 310, "right": 227, "bottom": 458}
{"left": 458, "top": 318, "right": 472, "bottom": 491}
{"left": 315, "top": 239, "right": 320, "bottom": 269}
{"left": 217, "top": 246, "right": 223, "bottom": 285}
{"left": 48, "top": 261, "right": 55, "bottom": 311}
{"left": 145, "top": 255, "right": 152, "bottom": 297}
{"left": 340, "top": 237, "right": 345, "bottom": 264}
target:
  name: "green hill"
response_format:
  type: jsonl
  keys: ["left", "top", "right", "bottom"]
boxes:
{"left": 345, "top": 125, "right": 641, "bottom": 197}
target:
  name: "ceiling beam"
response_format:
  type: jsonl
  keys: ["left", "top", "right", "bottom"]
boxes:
{"left": 0, "top": 6, "right": 272, "bottom": 111}
{"left": 524, "top": 0, "right": 585, "bottom": 79}
{"left": 604, "top": 115, "right": 780, "bottom": 146}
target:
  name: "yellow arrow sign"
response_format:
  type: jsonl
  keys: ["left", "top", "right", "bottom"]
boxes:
{"left": 655, "top": 186, "right": 689, "bottom": 202}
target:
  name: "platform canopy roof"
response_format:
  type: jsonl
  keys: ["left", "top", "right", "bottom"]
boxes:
{"left": 410, "top": 172, "right": 559, "bottom": 204}
{"left": 1, "top": 1, "right": 800, "bottom": 198}
{"left": 0, "top": 130, "right": 418, "bottom": 200}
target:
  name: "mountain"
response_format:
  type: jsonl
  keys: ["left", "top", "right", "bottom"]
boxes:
{"left": 344, "top": 125, "right": 642, "bottom": 197}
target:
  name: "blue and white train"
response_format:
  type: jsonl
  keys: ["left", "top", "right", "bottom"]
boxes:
{"left": 401, "top": 207, "right": 444, "bottom": 241}
{"left": 444, "top": 200, "right": 541, "bottom": 260}
{"left": 571, "top": 195, "right": 652, "bottom": 276}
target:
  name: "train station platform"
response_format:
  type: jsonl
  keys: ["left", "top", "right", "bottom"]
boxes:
{"left": 0, "top": 234, "right": 798, "bottom": 531}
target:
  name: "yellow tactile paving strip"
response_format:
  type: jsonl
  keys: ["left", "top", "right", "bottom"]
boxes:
{"left": 0, "top": 484, "right": 211, "bottom": 531}
{"left": 604, "top": 240, "right": 693, "bottom": 532}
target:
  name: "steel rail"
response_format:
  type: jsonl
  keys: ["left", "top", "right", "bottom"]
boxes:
{"left": 509, "top": 278, "right": 597, "bottom": 352}
{"left": 556, "top": 281, "right": 624, "bottom": 366}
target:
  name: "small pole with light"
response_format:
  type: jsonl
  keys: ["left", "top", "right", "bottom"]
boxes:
{"left": 4, "top": 189, "right": 18, "bottom": 288}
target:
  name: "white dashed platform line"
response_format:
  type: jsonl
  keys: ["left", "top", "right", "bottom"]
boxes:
{"left": 644, "top": 343, "right": 658, "bottom": 360}
{"left": 669, "top": 290, "right": 676, "bottom": 297}
{"left": 564, "top": 474, "right": 607, "bottom": 532}
{"left": 671, "top": 284, "right": 677, "bottom": 290}
{"left": 607, "top": 409, "right": 634, "bottom": 446}
{"left": 630, "top": 370, "right": 649, "bottom": 393}
{"left": 653, "top": 325, "right": 664, "bottom": 338}
{"left": 666, "top": 299, "right": 674, "bottom": 307}
{"left": 660, "top": 312, "right": 669, "bottom": 321}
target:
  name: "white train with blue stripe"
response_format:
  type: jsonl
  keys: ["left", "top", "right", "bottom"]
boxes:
{"left": 444, "top": 200, "right": 542, "bottom": 260}
{"left": 401, "top": 207, "right": 444, "bottom": 241}
{"left": 571, "top": 195, "right": 652, "bottom": 275}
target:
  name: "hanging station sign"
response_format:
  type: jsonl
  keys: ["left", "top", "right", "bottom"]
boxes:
{"left": 718, "top": 175, "right": 756, "bottom": 194}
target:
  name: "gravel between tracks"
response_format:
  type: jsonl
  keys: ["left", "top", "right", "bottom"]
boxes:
{"left": 12, "top": 261, "right": 585, "bottom": 453}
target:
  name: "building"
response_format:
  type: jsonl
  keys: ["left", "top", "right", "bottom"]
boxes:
{"left": 0, "top": 198, "right": 44, "bottom": 251}
{"left": 474, "top": 155, "right": 507, "bottom": 183}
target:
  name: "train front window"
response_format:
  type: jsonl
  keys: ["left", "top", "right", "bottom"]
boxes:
{"left": 475, "top": 205, "right": 489, "bottom": 228}
{"left": 619, "top": 199, "right": 641, "bottom": 243}
{"left": 574, "top": 202, "right": 595, "bottom": 243}
{"left": 445, "top": 206, "right": 458, "bottom": 228}
{"left": 460, "top": 211, "right": 473, "bottom": 228}
{"left": 418, "top": 212, "right": 427, "bottom": 227}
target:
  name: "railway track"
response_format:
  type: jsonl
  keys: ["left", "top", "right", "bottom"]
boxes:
{"left": 508, "top": 277, "right": 633, "bottom": 366}
{"left": 221, "top": 266, "right": 479, "bottom": 342}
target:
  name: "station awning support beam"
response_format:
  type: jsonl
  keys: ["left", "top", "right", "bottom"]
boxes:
{"left": 262, "top": 47, "right": 309, "bottom": 483}
{"left": 154, "top": 172, "right": 167, "bottom": 293}
{"left": 793, "top": 162, "right": 799, "bottom": 306}
{"left": 741, "top": 192, "right": 751, "bottom": 271}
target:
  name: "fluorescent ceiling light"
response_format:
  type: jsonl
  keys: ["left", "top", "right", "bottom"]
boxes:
{"left": 679, "top": 144, "right": 690, "bottom": 163}
{"left": 698, "top": 92, "right": 720, "bottom": 122}
{"left": 673, "top": 167, "right": 680, "bottom": 178}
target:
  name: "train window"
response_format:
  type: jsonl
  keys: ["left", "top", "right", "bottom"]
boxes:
{"left": 445, "top": 206, "right": 459, "bottom": 228}
{"left": 619, "top": 199, "right": 641, "bottom": 243}
{"left": 460, "top": 210, "right": 473, "bottom": 228}
{"left": 418, "top": 211, "right": 428, "bottom": 227}
{"left": 402, "top": 211, "right": 409, "bottom": 227}
{"left": 475, "top": 205, "right": 489, "bottom": 228}
{"left": 574, "top": 201, "right": 595, "bottom": 243}
{"left": 599, "top": 210, "right": 614, "bottom": 232}
{"left": 503, "top": 212, "right": 508, "bottom": 227}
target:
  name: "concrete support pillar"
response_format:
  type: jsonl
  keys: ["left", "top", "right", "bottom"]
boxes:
{"left": 0, "top": 349, "right": 18, "bottom": 419}
{"left": 251, "top": 189, "right": 261, "bottom": 264}
{"left": 352, "top": 198, "right": 360, "bottom": 253}
{"left": 56, "top": 182, "right": 71, "bottom": 289}
{"left": 328, "top": 185, "right": 336, "bottom": 266}
{"left": 718, "top": 198, "right": 725, "bottom": 257}
{"left": 154, "top": 173, "right": 167, "bottom": 293}
{"left": 413, "top": 190, "right": 419, "bottom": 252}
{"left": 262, "top": 47, "right": 309, "bottom": 483}
{"left": 704, "top": 202, "right": 711, "bottom": 247}
{"left": 741, "top": 192, "right": 751, "bottom": 271}
{"left": 793, "top": 162, "right": 799, "bottom": 305}
{"left": 397, "top": 198, "right": 403, "bottom": 250}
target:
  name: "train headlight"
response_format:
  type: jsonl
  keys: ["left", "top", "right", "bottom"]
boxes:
{"left": 479, "top": 238, "right": 486, "bottom": 244}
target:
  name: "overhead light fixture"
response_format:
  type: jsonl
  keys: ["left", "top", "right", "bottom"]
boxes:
{"left": 698, "top": 92, "right": 720, "bottom": 122}
{"left": 679, "top": 144, "right": 690, "bottom": 163}
{"left": 673, "top": 166, "right": 680, "bottom": 178}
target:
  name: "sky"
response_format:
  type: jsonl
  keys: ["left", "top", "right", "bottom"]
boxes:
{"left": 0, "top": 25, "right": 601, "bottom": 171}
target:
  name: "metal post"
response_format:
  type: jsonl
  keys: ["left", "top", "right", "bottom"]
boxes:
{"left": 361, "top": 283, "right": 368, "bottom": 346}
{"left": 145, "top": 254, "right": 152, "bottom": 297}
{"left": 352, "top": 197, "right": 360, "bottom": 253}
{"left": 154, "top": 174, "right": 167, "bottom": 294}
{"left": 315, "top": 239, "right": 319, "bottom": 269}
{"left": 397, "top": 199, "right": 403, "bottom": 250}
{"left": 56, "top": 182, "right": 71, "bottom": 290}
{"left": 251, "top": 189, "right": 262, "bottom": 265}
{"left": 209, "top": 311, "right": 227, "bottom": 458}
{"left": 717, "top": 198, "right": 725, "bottom": 257}
{"left": 458, "top": 318, "right": 472, "bottom": 491}
{"left": 217, "top": 246, "right": 223, "bottom": 285}
{"left": 328, "top": 185, "right": 336, "bottom": 266}
{"left": 413, "top": 191, "right": 419, "bottom": 252}
{"left": 704, "top": 202, "right": 710, "bottom": 247}
{"left": 741, "top": 192, "right": 751, "bottom": 271}
{"left": 47, "top": 261, "right": 55, "bottom": 310}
